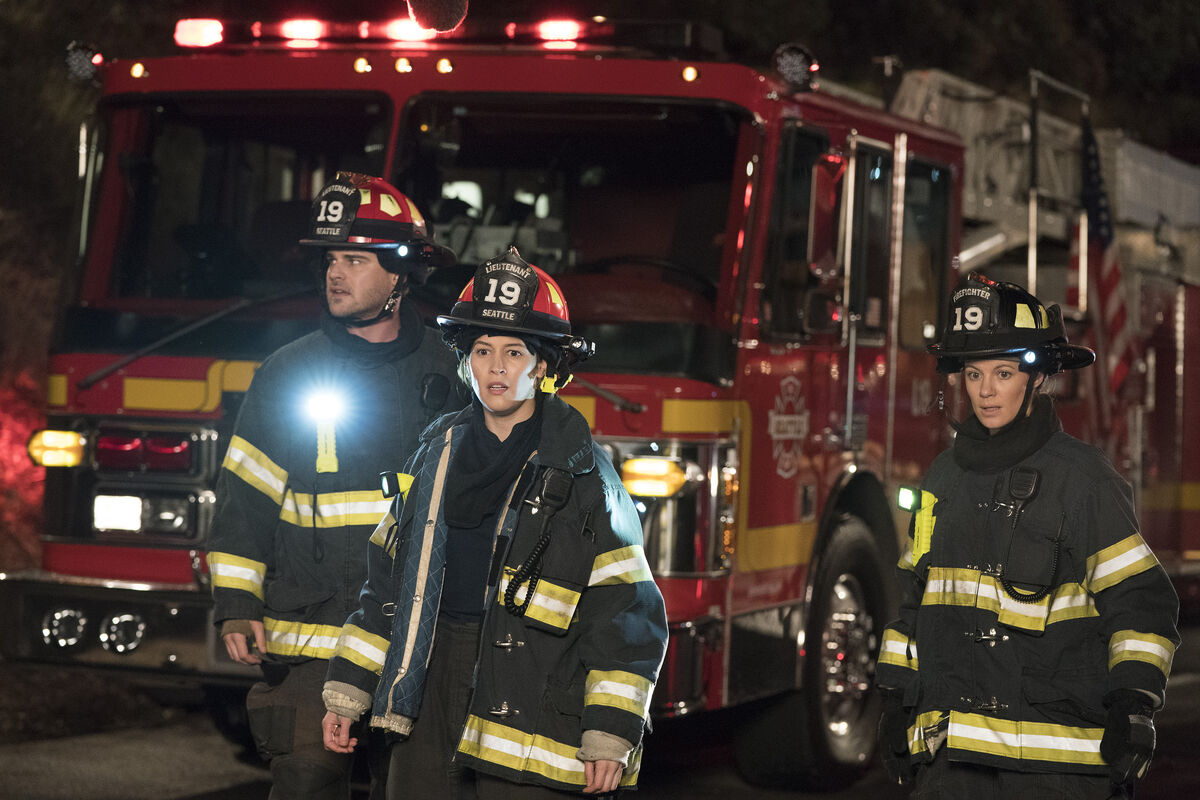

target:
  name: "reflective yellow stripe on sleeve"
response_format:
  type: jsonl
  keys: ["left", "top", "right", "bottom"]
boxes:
{"left": 333, "top": 624, "right": 391, "bottom": 674}
{"left": 1109, "top": 630, "right": 1175, "bottom": 677}
{"left": 222, "top": 435, "right": 288, "bottom": 505}
{"left": 585, "top": 669, "right": 654, "bottom": 719}
{"left": 206, "top": 552, "right": 266, "bottom": 601}
{"left": 1087, "top": 534, "right": 1162, "bottom": 593}
{"left": 879, "top": 627, "right": 918, "bottom": 671}
{"left": 263, "top": 617, "right": 344, "bottom": 659}
{"left": 589, "top": 545, "right": 654, "bottom": 586}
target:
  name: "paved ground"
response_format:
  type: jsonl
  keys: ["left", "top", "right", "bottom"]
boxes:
{"left": 2, "top": 620, "right": 1198, "bottom": 799}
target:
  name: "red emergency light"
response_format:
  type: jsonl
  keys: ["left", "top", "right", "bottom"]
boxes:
{"left": 173, "top": 17, "right": 440, "bottom": 49}
{"left": 537, "top": 19, "right": 584, "bottom": 41}
{"left": 386, "top": 18, "right": 438, "bottom": 42}
{"left": 280, "top": 19, "right": 328, "bottom": 40}
{"left": 174, "top": 19, "right": 224, "bottom": 48}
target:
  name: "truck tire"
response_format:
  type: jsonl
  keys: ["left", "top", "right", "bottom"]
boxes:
{"left": 732, "top": 514, "right": 888, "bottom": 789}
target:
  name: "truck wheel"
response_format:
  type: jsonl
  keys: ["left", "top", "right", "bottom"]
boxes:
{"left": 732, "top": 514, "right": 887, "bottom": 789}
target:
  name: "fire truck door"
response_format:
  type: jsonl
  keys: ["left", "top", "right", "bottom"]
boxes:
{"left": 839, "top": 135, "right": 894, "bottom": 454}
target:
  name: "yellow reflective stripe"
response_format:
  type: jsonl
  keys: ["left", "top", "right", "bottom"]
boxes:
{"left": 368, "top": 512, "right": 399, "bottom": 556}
{"left": 922, "top": 566, "right": 982, "bottom": 605}
{"left": 589, "top": 545, "right": 654, "bottom": 586}
{"left": 498, "top": 570, "right": 581, "bottom": 631}
{"left": 279, "top": 489, "right": 390, "bottom": 527}
{"left": 206, "top": 552, "right": 266, "bottom": 601}
{"left": 1046, "top": 583, "right": 1098, "bottom": 623}
{"left": 923, "top": 567, "right": 1094, "bottom": 632}
{"left": 1088, "top": 534, "right": 1161, "bottom": 593}
{"left": 223, "top": 435, "right": 288, "bottom": 504}
{"left": 315, "top": 420, "right": 338, "bottom": 473}
{"left": 585, "top": 669, "right": 654, "bottom": 718}
{"left": 898, "top": 547, "right": 916, "bottom": 573}
{"left": 457, "top": 715, "right": 639, "bottom": 787}
{"left": 1109, "top": 630, "right": 1175, "bottom": 676}
{"left": 879, "top": 628, "right": 918, "bottom": 670}
{"left": 391, "top": 473, "right": 414, "bottom": 502}
{"left": 912, "top": 491, "right": 937, "bottom": 563}
{"left": 908, "top": 709, "right": 944, "bottom": 754}
{"left": 334, "top": 624, "right": 391, "bottom": 674}
{"left": 947, "top": 711, "right": 1104, "bottom": 766}
{"left": 263, "top": 617, "right": 342, "bottom": 659}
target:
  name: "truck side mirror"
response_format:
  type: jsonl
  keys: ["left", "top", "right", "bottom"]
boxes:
{"left": 802, "top": 289, "right": 841, "bottom": 334}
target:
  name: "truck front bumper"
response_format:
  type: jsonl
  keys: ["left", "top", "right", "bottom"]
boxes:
{"left": 0, "top": 569, "right": 255, "bottom": 685}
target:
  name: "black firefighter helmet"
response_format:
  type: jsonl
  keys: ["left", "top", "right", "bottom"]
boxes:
{"left": 928, "top": 273, "right": 1095, "bottom": 375}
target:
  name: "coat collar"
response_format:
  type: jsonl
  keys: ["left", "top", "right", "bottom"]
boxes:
{"left": 421, "top": 394, "right": 595, "bottom": 475}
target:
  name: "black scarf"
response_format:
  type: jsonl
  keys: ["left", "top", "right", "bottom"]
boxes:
{"left": 443, "top": 397, "right": 543, "bottom": 528}
{"left": 319, "top": 302, "right": 423, "bottom": 367}
{"left": 952, "top": 394, "right": 1061, "bottom": 473}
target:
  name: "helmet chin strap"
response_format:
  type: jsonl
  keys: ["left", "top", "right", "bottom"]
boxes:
{"left": 337, "top": 277, "right": 403, "bottom": 328}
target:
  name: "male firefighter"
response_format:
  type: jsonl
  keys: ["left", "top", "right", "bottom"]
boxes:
{"left": 876, "top": 274, "right": 1180, "bottom": 799}
{"left": 207, "top": 172, "right": 462, "bottom": 799}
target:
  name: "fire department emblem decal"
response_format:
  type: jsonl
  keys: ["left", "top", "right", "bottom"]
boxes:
{"left": 769, "top": 376, "right": 809, "bottom": 479}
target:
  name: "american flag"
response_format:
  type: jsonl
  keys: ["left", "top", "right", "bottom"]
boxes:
{"left": 1078, "top": 117, "right": 1136, "bottom": 395}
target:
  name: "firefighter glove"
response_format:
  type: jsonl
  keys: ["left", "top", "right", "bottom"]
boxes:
{"left": 1100, "top": 689, "right": 1156, "bottom": 785}
{"left": 878, "top": 690, "right": 914, "bottom": 785}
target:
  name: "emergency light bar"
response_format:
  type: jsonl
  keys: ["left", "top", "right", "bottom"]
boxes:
{"left": 174, "top": 18, "right": 440, "bottom": 48}
{"left": 173, "top": 16, "right": 726, "bottom": 58}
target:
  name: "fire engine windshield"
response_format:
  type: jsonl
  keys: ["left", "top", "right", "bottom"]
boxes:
{"left": 90, "top": 93, "right": 389, "bottom": 300}
{"left": 398, "top": 95, "right": 741, "bottom": 382}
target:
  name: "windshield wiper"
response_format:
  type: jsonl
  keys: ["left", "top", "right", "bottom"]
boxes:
{"left": 77, "top": 286, "right": 313, "bottom": 391}
{"left": 570, "top": 375, "right": 646, "bottom": 414}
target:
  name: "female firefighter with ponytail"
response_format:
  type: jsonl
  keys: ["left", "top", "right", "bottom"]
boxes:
{"left": 320, "top": 247, "right": 668, "bottom": 798}
{"left": 875, "top": 273, "right": 1180, "bottom": 798}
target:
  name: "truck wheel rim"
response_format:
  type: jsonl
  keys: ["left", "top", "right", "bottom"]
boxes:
{"left": 819, "top": 571, "right": 875, "bottom": 762}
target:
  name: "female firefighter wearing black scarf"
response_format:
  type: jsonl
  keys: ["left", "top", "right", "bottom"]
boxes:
{"left": 875, "top": 273, "right": 1180, "bottom": 798}
{"left": 320, "top": 247, "right": 668, "bottom": 798}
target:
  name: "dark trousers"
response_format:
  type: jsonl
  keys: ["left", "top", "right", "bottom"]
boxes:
{"left": 913, "top": 751, "right": 1134, "bottom": 800}
{"left": 246, "top": 658, "right": 385, "bottom": 800}
{"left": 386, "top": 617, "right": 591, "bottom": 800}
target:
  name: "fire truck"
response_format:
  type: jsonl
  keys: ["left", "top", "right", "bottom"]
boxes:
{"left": 889, "top": 68, "right": 1200, "bottom": 616}
{"left": 2, "top": 13, "right": 987, "bottom": 789}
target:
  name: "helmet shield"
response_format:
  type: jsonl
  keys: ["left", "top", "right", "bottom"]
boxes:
{"left": 300, "top": 171, "right": 455, "bottom": 282}
{"left": 929, "top": 273, "right": 1095, "bottom": 375}
{"left": 437, "top": 247, "right": 594, "bottom": 387}
{"left": 438, "top": 247, "right": 572, "bottom": 342}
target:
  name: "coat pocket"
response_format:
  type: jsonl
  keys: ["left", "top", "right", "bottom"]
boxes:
{"left": 501, "top": 519, "right": 595, "bottom": 635}
{"left": 1022, "top": 668, "right": 1106, "bottom": 727}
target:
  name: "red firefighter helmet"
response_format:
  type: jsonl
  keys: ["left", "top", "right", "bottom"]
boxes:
{"left": 299, "top": 171, "right": 454, "bottom": 283}
{"left": 437, "top": 247, "right": 594, "bottom": 384}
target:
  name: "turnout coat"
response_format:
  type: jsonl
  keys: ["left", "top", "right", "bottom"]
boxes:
{"left": 207, "top": 307, "right": 457, "bottom": 661}
{"left": 876, "top": 412, "right": 1179, "bottom": 775}
{"left": 324, "top": 394, "right": 668, "bottom": 791}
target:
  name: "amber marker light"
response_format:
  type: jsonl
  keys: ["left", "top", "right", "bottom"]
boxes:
{"left": 682, "top": 65, "right": 699, "bottom": 82}
{"left": 621, "top": 457, "right": 688, "bottom": 498}
{"left": 27, "top": 430, "right": 85, "bottom": 468}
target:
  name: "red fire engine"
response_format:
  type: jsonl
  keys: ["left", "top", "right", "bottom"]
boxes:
{"left": 3, "top": 14, "right": 966, "bottom": 788}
